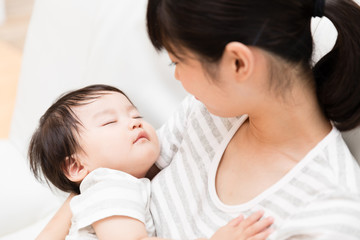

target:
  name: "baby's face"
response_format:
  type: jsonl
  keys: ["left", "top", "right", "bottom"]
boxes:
{"left": 73, "top": 92, "right": 160, "bottom": 178}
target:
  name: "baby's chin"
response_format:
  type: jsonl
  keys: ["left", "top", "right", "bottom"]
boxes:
{"left": 146, "top": 150, "right": 161, "bottom": 171}
{"left": 132, "top": 149, "right": 160, "bottom": 178}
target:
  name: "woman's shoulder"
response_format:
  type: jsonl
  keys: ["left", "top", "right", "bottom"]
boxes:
{"left": 278, "top": 127, "right": 360, "bottom": 205}
{"left": 315, "top": 128, "right": 360, "bottom": 191}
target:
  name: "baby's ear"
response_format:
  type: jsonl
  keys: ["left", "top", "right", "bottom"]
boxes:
{"left": 64, "top": 155, "right": 88, "bottom": 182}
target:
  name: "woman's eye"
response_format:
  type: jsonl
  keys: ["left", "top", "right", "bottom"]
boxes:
{"left": 168, "top": 61, "right": 178, "bottom": 67}
{"left": 134, "top": 116, "right": 143, "bottom": 119}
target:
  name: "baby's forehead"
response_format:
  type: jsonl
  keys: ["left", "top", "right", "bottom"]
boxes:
{"left": 75, "top": 91, "right": 130, "bottom": 105}
{"left": 71, "top": 92, "right": 137, "bottom": 116}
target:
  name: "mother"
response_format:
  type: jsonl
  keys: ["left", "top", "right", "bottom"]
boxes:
{"left": 146, "top": 0, "right": 360, "bottom": 238}
{"left": 39, "top": 0, "right": 360, "bottom": 239}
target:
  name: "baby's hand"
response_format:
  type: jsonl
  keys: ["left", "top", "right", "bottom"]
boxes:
{"left": 209, "top": 210, "right": 273, "bottom": 240}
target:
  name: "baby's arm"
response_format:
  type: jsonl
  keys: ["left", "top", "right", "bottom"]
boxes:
{"left": 36, "top": 194, "right": 74, "bottom": 240}
{"left": 37, "top": 198, "right": 162, "bottom": 240}
{"left": 93, "top": 215, "right": 148, "bottom": 240}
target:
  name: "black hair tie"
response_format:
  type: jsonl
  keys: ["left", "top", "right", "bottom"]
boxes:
{"left": 313, "top": 0, "right": 325, "bottom": 17}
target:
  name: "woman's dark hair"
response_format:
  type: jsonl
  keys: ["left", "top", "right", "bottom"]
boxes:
{"left": 147, "top": 0, "right": 360, "bottom": 131}
{"left": 28, "top": 84, "right": 131, "bottom": 194}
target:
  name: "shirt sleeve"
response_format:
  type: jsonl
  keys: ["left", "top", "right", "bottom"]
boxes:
{"left": 273, "top": 190, "right": 360, "bottom": 240}
{"left": 70, "top": 168, "right": 150, "bottom": 230}
{"left": 156, "top": 95, "right": 194, "bottom": 169}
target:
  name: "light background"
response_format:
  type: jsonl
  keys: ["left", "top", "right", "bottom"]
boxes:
{"left": 0, "top": 0, "right": 34, "bottom": 138}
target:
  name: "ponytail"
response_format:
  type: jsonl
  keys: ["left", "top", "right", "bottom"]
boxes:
{"left": 313, "top": 0, "right": 360, "bottom": 131}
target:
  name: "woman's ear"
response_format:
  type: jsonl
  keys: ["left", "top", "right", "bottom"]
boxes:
{"left": 223, "top": 42, "right": 255, "bottom": 82}
{"left": 64, "top": 155, "right": 88, "bottom": 182}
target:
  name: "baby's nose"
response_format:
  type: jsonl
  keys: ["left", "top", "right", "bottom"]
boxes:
{"left": 130, "top": 118, "right": 142, "bottom": 129}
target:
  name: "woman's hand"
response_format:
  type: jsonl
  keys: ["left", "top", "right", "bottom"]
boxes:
{"left": 36, "top": 193, "right": 74, "bottom": 240}
{"left": 209, "top": 210, "right": 274, "bottom": 240}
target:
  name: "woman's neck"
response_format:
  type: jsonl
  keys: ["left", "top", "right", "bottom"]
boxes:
{"left": 243, "top": 81, "right": 332, "bottom": 159}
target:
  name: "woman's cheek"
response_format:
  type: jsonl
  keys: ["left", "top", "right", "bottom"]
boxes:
{"left": 174, "top": 67, "right": 180, "bottom": 80}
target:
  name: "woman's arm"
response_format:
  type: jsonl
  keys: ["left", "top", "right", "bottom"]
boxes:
{"left": 155, "top": 95, "right": 193, "bottom": 169}
{"left": 36, "top": 194, "right": 74, "bottom": 240}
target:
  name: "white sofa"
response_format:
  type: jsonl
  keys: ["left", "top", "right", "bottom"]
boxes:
{"left": 0, "top": 0, "right": 359, "bottom": 239}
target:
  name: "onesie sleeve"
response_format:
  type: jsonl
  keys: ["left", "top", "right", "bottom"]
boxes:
{"left": 272, "top": 190, "right": 360, "bottom": 240}
{"left": 70, "top": 168, "right": 151, "bottom": 230}
{"left": 156, "top": 95, "right": 194, "bottom": 169}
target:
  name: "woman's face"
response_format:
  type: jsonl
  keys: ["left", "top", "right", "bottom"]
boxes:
{"left": 168, "top": 52, "right": 245, "bottom": 117}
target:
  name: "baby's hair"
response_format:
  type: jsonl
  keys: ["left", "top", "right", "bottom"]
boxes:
{"left": 28, "top": 84, "right": 132, "bottom": 194}
{"left": 147, "top": 0, "right": 360, "bottom": 131}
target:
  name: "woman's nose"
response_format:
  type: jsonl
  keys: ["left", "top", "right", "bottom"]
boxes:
{"left": 129, "top": 118, "right": 142, "bottom": 129}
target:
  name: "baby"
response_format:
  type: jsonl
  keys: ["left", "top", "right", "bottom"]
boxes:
{"left": 28, "top": 84, "right": 273, "bottom": 240}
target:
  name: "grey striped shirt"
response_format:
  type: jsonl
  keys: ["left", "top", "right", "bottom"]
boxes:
{"left": 151, "top": 95, "right": 360, "bottom": 239}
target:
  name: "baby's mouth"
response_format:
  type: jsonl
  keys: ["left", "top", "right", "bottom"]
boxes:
{"left": 133, "top": 131, "right": 149, "bottom": 144}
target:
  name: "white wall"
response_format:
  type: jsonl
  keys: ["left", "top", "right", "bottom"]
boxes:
{"left": 0, "top": 0, "right": 5, "bottom": 25}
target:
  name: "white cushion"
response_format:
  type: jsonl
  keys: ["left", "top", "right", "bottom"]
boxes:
{"left": 0, "top": 211, "right": 56, "bottom": 240}
{"left": 0, "top": 140, "right": 64, "bottom": 237}
{"left": 342, "top": 128, "right": 360, "bottom": 165}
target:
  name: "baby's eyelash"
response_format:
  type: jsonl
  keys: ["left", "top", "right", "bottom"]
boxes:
{"left": 134, "top": 116, "right": 143, "bottom": 119}
{"left": 103, "top": 120, "right": 117, "bottom": 126}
